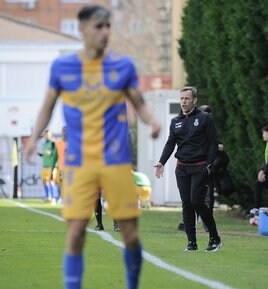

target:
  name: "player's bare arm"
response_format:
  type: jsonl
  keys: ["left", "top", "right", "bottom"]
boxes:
{"left": 24, "top": 88, "right": 59, "bottom": 162}
{"left": 127, "top": 88, "right": 161, "bottom": 139}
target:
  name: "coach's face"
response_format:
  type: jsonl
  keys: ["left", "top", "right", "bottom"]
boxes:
{"left": 180, "top": 90, "right": 197, "bottom": 115}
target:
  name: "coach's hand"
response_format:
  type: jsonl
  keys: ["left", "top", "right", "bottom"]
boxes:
{"left": 154, "top": 162, "right": 164, "bottom": 178}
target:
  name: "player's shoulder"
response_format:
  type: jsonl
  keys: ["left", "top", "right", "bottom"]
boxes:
{"left": 171, "top": 115, "right": 180, "bottom": 123}
{"left": 198, "top": 109, "right": 213, "bottom": 121}
{"left": 52, "top": 53, "right": 79, "bottom": 68}
{"left": 104, "top": 50, "right": 135, "bottom": 67}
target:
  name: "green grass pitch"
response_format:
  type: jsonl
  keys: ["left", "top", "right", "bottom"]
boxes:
{"left": 0, "top": 199, "right": 267, "bottom": 289}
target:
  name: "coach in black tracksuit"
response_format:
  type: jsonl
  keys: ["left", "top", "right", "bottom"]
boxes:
{"left": 155, "top": 86, "right": 222, "bottom": 252}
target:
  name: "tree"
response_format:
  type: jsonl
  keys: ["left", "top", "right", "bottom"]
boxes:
{"left": 179, "top": 0, "right": 268, "bottom": 211}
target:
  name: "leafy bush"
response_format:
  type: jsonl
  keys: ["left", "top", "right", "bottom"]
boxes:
{"left": 179, "top": 0, "right": 268, "bottom": 210}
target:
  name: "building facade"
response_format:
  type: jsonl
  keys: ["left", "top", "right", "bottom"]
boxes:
{"left": 0, "top": 0, "right": 186, "bottom": 89}
{"left": 0, "top": 0, "right": 187, "bottom": 201}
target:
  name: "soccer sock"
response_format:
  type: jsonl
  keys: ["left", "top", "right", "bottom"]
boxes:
{"left": 43, "top": 184, "right": 49, "bottom": 199}
{"left": 51, "top": 183, "right": 59, "bottom": 200}
{"left": 63, "top": 254, "right": 83, "bottom": 289}
{"left": 95, "top": 198, "right": 102, "bottom": 225}
{"left": 123, "top": 243, "right": 143, "bottom": 289}
{"left": 47, "top": 183, "right": 53, "bottom": 199}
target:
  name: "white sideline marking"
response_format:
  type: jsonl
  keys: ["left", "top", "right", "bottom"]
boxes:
{"left": 11, "top": 200, "right": 236, "bottom": 289}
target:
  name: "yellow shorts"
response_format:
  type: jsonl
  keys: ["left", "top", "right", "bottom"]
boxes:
{"left": 62, "top": 164, "right": 140, "bottom": 220}
{"left": 136, "top": 186, "right": 151, "bottom": 202}
{"left": 41, "top": 168, "right": 57, "bottom": 183}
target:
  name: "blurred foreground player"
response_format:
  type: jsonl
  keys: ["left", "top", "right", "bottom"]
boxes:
{"left": 24, "top": 4, "right": 160, "bottom": 289}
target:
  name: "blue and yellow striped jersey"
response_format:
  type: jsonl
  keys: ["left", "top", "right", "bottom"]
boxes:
{"left": 49, "top": 50, "right": 138, "bottom": 167}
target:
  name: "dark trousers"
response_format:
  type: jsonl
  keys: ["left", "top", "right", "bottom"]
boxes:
{"left": 207, "top": 174, "right": 215, "bottom": 213}
{"left": 253, "top": 179, "right": 268, "bottom": 208}
{"left": 175, "top": 164, "right": 219, "bottom": 242}
{"left": 95, "top": 197, "right": 118, "bottom": 227}
{"left": 95, "top": 197, "right": 103, "bottom": 225}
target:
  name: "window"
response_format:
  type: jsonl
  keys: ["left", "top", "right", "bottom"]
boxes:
{"left": 5, "top": 0, "right": 28, "bottom": 2}
{"left": 5, "top": 0, "right": 37, "bottom": 9}
{"left": 61, "top": 0, "right": 90, "bottom": 3}
{"left": 60, "top": 19, "right": 80, "bottom": 37}
{"left": 169, "top": 103, "right": 179, "bottom": 114}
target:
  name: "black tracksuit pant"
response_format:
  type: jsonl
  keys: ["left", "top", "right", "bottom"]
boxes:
{"left": 175, "top": 164, "right": 219, "bottom": 243}
{"left": 253, "top": 178, "right": 268, "bottom": 208}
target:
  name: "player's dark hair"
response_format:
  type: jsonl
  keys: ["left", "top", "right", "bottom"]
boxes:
{"left": 180, "top": 86, "right": 197, "bottom": 98}
{"left": 199, "top": 105, "right": 212, "bottom": 113}
{"left": 77, "top": 5, "right": 111, "bottom": 22}
{"left": 262, "top": 125, "right": 268, "bottom": 132}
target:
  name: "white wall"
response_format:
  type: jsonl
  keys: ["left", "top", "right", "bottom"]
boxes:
{"left": 0, "top": 42, "right": 82, "bottom": 197}
{"left": 0, "top": 43, "right": 82, "bottom": 137}
{"left": 0, "top": 100, "right": 64, "bottom": 137}
{"left": 137, "top": 90, "right": 181, "bottom": 206}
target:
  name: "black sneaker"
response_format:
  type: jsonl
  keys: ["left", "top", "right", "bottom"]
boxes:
{"left": 184, "top": 241, "right": 198, "bottom": 252}
{"left": 94, "top": 224, "right": 104, "bottom": 231}
{"left": 177, "top": 222, "right": 185, "bottom": 231}
{"left": 205, "top": 237, "right": 222, "bottom": 252}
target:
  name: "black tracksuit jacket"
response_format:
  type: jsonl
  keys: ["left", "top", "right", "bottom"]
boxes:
{"left": 159, "top": 107, "right": 218, "bottom": 166}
